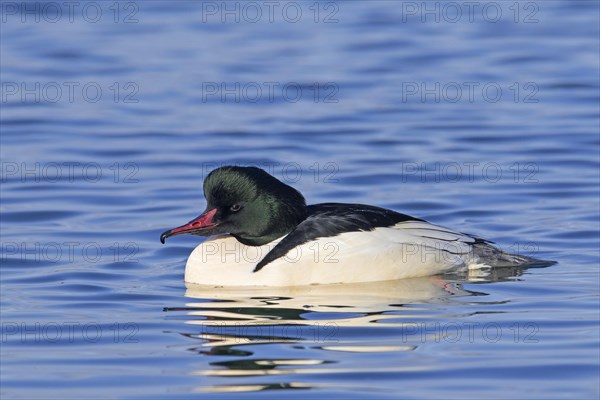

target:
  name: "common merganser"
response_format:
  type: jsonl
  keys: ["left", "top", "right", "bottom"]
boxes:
{"left": 161, "top": 166, "right": 549, "bottom": 287}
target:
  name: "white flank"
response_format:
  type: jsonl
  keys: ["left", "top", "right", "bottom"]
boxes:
{"left": 184, "top": 221, "right": 480, "bottom": 287}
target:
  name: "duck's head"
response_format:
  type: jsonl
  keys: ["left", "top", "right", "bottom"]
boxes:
{"left": 160, "top": 166, "right": 307, "bottom": 246}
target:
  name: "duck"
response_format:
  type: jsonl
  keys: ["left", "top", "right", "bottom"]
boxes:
{"left": 160, "top": 166, "right": 548, "bottom": 287}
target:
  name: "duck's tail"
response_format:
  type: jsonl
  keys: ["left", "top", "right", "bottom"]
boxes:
{"left": 470, "top": 239, "right": 555, "bottom": 268}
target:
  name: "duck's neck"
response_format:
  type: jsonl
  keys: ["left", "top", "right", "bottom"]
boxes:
{"left": 232, "top": 232, "right": 285, "bottom": 246}
{"left": 233, "top": 201, "right": 308, "bottom": 246}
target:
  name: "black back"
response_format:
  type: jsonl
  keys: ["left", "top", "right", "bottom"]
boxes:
{"left": 254, "top": 203, "right": 422, "bottom": 272}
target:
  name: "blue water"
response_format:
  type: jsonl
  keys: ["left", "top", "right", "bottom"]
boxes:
{"left": 1, "top": 1, "right": 599, "bottom": 398}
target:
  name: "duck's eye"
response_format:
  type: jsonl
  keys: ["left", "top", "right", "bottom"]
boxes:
{"left": 230, "top": 204, "right": 242, "bottom": 212}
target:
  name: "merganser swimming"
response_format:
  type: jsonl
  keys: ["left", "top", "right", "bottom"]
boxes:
{"left": 161, "top": 166, "right": 549, "bottom": 287}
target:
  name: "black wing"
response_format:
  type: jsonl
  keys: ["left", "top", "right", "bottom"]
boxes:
{"left": 253, "top": 203, "right": 422, "bottom": 272}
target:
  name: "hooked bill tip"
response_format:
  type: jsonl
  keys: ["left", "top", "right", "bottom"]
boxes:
{"left": 160, "top": 232, "right": 168, "bottom": 244}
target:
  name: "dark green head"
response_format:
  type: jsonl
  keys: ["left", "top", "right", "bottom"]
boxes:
{"left": 160, "top": 166, "right": 307, "bottom": 246}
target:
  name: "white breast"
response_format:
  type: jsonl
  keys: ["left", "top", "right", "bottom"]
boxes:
{"left": 184, "top": 221, "right": 478, "bottom": 287}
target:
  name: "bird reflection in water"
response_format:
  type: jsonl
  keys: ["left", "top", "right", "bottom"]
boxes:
{"left": 164, "top": 266, "right": 539, "bottom": 393}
